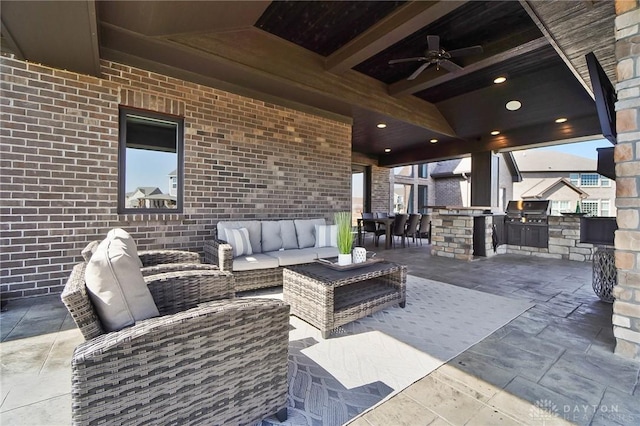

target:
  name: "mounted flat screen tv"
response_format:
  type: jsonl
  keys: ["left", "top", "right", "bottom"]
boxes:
{"left": 597, "top": 146, "right": 615, "bottom": 180}
{"left": 585, "top": 52, "right": 617, "bottom": 144}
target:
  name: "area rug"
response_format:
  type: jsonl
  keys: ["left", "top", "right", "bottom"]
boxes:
{"left": 253, "top": 275, "right": 535, "bottom": 426}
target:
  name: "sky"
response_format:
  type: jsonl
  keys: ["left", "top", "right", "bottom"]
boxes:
{"left": 125, "top": 148, "right": 176, "bottom": 194}
{"left": 521, "top": 138, "right": 613, "bottom": 160}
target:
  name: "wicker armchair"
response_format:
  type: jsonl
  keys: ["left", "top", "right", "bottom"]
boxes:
{"left": 61, "top": 262, "right": 289, "bottom": 425}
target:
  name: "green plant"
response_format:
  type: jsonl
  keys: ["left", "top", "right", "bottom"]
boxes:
{"left": 334, "top": 211, "right": 353, "bottom": 255}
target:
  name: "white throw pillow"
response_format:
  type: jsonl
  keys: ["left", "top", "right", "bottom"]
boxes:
{"left": 225, "top": 228, "right": 253, "bottom": 257}
{"left": 314, "top": 224, "right": 338, "bottom": 248}
{"left": 85, "top": 229, "right": 159, "bottom": 332}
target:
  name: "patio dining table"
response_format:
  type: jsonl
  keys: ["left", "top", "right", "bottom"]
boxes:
{"left": 357, "top": 217, "right": 395, "bottom": 249}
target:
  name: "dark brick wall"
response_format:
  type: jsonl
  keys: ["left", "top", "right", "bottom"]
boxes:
{"left": 1, "top": 56, "right": 352, "bottom": 299}
{"left": 434, "top": 177, "right": 465, "bottom": 206}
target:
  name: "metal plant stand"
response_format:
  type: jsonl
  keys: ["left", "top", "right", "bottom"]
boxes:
{"left": 592, "top": 245, "right": 616, "bottom": 303}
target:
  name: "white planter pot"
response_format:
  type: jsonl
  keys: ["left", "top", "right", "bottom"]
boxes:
{"left": 337, "top": 253, "right": 352, "bottom": 266}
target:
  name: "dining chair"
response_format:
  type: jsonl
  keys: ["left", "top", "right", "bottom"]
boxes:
{"left": 361, "top": 212, "right": 377, "bottom": 244}
{"left": 391, "top": 214, "right": 409, "bottom": 248}
{"left": 417, "top": 214, "right": 431, "bottom": 245}
{"left": 404, "top": 213, "right": 421, "bottom": 246}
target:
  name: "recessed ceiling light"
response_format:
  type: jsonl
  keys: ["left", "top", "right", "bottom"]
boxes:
{"left": 384, "top": 148, "right": 391, "bottom": 153}
{"left": 555, "top": 117, "right": 568, "bottom": 123}
{"left": 491, "top": 130, "right": 500, "bottom": 136}
{"left": 493, "top": 76, "right": 507, "bottom": 84}
{"left": 430, "top": 139, "right": 438, "bottom": 143}
{"left": 506, "top": 100, "right": 522, "bottom": 111}
{"left": 377, "top": 123, "right": 387, "bottom": 129}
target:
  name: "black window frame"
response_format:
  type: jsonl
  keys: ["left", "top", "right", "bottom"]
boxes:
{"left": 118, "top": 107, "right": 184, "bottom": 214}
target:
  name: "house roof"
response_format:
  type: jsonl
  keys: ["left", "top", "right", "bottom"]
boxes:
{"left": 430, "top": 158, "right": 471, "bottom": 178}
{"left": 518, "top": 177, "right": 588, "bottom": 199}
{"left": 512, "top": 150, "right": 596, "bottom": 172}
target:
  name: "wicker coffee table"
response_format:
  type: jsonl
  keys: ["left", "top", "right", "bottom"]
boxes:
{"left": 283, "top": 261, "right": 407, "bottom": 338}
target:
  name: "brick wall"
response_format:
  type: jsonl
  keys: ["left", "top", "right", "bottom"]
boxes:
{"left": 612, "top": 0, "right": 640, "bottom": 360}
{"left": 371, "top": 164, "right": 391, "bottom": 214}
{"left": 435, "top": 177, "right": 466, "bottom": 206}
{"left": 0, "top": 56, "right": 352, "bottom": 300}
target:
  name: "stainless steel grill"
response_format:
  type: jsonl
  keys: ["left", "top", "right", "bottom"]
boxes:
{"left": 505, "top": 200, "right": 550, "bottom": 224}
{"left": 505, "top": 200, "right": 550, "bottom": 248}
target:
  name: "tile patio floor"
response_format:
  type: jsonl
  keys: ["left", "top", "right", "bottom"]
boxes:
{"left": 1, "top": 239, "right": 639, "bottom": 425}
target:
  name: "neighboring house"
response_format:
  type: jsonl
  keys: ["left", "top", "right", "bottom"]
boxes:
{"left": 512, "top": 151, "right": 616, "bottom": 217}
{"left": 429, "top": 153, "right": 518, "bottom": 211}
{"left": 168, "top": 169, "right": 178, "bottom": 197}
{"left": 126, "top": 187, "right": 176, "bottom": 209}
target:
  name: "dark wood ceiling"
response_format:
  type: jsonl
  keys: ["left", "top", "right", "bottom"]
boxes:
{"left": 1, "top": 1, "right": 616, "bottom": 166}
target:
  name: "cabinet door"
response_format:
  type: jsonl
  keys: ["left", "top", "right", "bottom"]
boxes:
{"left": 525, "top": 226, "right": 548, "bottom": 248}
{"left": 507, "top": 223, "right": 523, "bottom": 245}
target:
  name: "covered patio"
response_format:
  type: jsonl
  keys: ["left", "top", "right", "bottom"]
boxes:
{"left": 2, "top": 243, "right": 638, "bottom": 425}
{"left": 2, "top": 0, "right": 640, "bottom": 424}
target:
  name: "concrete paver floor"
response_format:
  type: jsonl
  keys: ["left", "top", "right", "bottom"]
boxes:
{"left": 1, "top": 240, "right": 638, "bottom": 425}
{"left": 349, "top": 239, "right": 639, "bottom": 425}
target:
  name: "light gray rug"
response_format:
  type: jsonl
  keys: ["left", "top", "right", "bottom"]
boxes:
{"left": 257, "top": 275, "right": 535, "bottom": 426}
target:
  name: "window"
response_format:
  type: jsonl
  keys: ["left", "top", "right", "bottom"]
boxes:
{"left": 352, "top": 167, "right": 365, "bottom": 224}
{"left": 393, "top": 184, "right": 414, "bottom": 214}
{"left": 569, "top": 173, "right": 579, "bottom": 186}
{"left": 393, "top": 165, "right": 413, "bottom": 177}
{"left": 580, "top": 200, "right": 599, "bottom": 216}
{"left": 550, "top": 200, "right": 571, "bottom": 215}
{"left": 418, "top": 163, "right": 429, "bottom": 178}
{"left": 418, "top": 185, "right": 428, "bottom": 213}
{"left": 569, "top": 173, "right": 610, "bottom": 187}
{"left": 600, "top": 200, "right": 610, "bottom": 216}
{"left": 580, "top": 173, "right": 599, "bottom": 187}
{"left": 118, "top": 107, "right": 184, "bottom": 213}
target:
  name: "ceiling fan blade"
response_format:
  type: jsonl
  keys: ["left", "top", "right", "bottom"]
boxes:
{"left": 440, "top": 59, "right": 463, "bottom": 72}
{"left": 408, "top": 62, "right": 431, "bottom": 80}
{"left": 448, "top": 45, "right": 483, "bottom": 57}
{"left": 427, "top": 35, "right": 439, "bottom": 52}
{"left": 388, "top": 57, "right": 427, "bottom": 65}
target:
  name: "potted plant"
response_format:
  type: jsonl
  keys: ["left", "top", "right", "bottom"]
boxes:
{"left": 335, "top": 211, "right": 353, "bottom": 266}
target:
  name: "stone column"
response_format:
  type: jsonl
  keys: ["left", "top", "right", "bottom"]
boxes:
{"left": 613, "top": 0, "right": 640, "bottom": 360}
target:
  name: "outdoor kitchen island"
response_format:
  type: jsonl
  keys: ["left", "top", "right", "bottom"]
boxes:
{"left": 430, "top": 206, "right": 503, "bottom": 261}
{"left": 429, "top": 205, "right": 596, "bottom": 263}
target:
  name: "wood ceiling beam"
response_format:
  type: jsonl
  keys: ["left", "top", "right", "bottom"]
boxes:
{"left": 378, "top": 114, "right": 602, "bottom": 166}
{"left": 325, "top": 1, "right": 468, "bottom": 74}
{"left": 101, "top": 23, "right": 457, "bottom": 136}
{"left": 388, "top": 36, "right": 549, "bottom": 97}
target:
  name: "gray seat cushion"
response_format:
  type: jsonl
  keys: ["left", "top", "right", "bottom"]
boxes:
{"left": 232, "top": 253, "right": 280, "bottom": 271}
{"left": 265, "top": 248, "right": 319, "bottom": 266}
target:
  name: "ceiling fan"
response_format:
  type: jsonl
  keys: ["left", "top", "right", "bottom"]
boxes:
{"left": 388, "top": 35, "right": 483, "bottom": 80}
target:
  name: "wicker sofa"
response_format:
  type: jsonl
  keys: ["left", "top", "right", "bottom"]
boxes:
{"left": 62, "top": 233, "right": 290, "bottom": 425}
{"left": 204, "top": 218, "right": 340, "bottom": 292}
